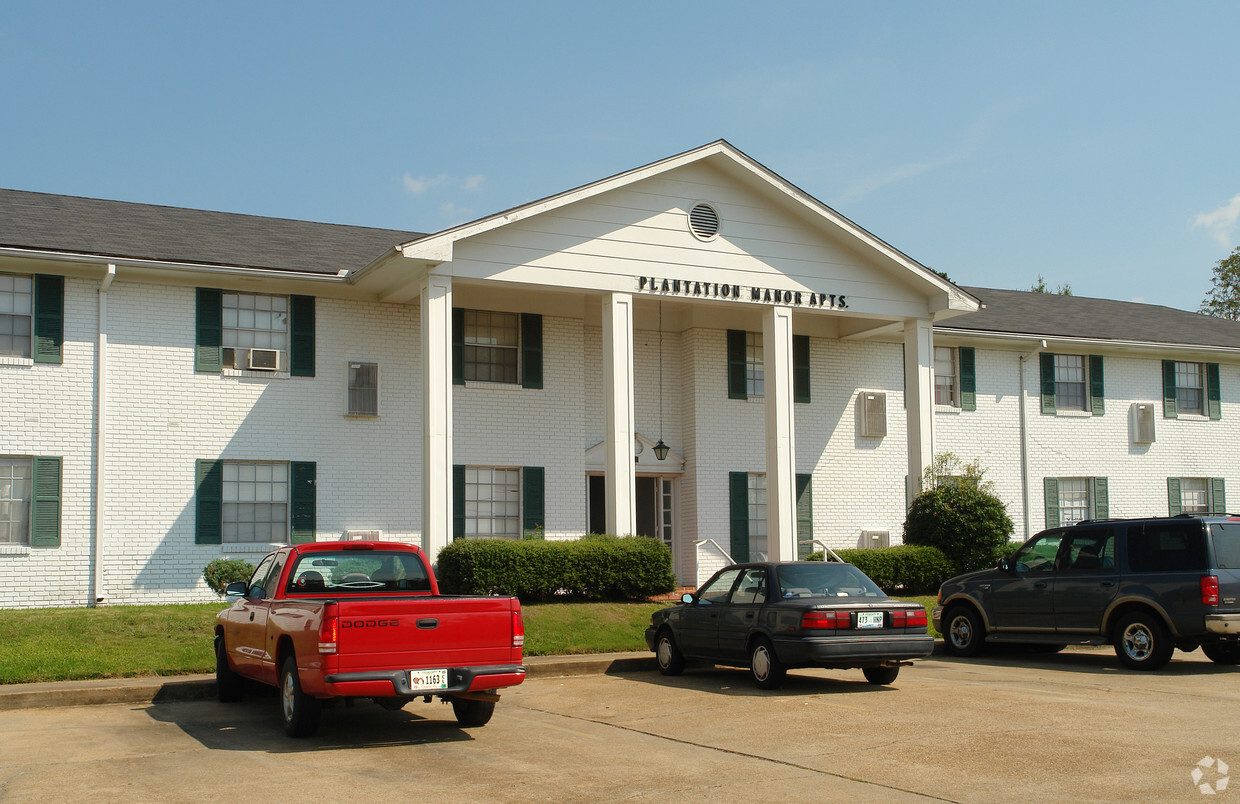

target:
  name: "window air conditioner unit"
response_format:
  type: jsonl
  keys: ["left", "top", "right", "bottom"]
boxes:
{"left": 248, "top": 348, "right": 280, "bottom": 371}
{"left": 858, "top": 391, "right": 887, "bottom": 438}
{"left": 344, "top": 530, "right": 382, "bottom": 541}
{"left": 860, "top": 530, "right": 890, "bottom": 549}
{"left": 1130, "top": 403, "right": 1156, "bottom": 444}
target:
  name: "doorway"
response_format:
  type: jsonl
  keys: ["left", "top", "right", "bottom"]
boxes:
{"left": 587, "top": 474, "right": 674, "bottom": 552}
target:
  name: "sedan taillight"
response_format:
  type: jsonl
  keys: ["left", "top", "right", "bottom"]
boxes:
{"left": 891, "top": 609, "right": 928, "bottom": 628}
{"left": 802, "top": 611, "right": 852, "bottom": 630}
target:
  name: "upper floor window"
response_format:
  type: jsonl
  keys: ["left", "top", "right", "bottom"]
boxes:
{"left": 1174, "top": 361, "right": 1205, "bottom": 415}
{"left": 462, "top": 310, "right": 519, "bottom": 384}
{"left": 348, "top": 362, "right": 379, "bottom": 416}
{"left": 223, "top": 293, "right": 288, "bottom": 371}
{"left": 1040, "top": 352, "right": 1103, "bottom": 416}
{"left": 935, "top": 346, "right": 957, "bottom": 406}
{"left": 0, "top": 273, "right": 33, "bottom": 359}
{"left": 1162, "top": 359, "right": 1220, "bottom": 420}
{"left": 746, "top": 332, "right": 764, "bottom": 398}
{"left": 1054, "top": 354, "right": 1087, "bottom": 411}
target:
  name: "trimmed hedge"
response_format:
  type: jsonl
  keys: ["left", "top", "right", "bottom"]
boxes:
{"left": 435, "top": 534, "right": 676, "bottom": 602}
{"left": 203, "top": 558, "right": 255, "bottom": 596}
{"left": 806, "top": 544, "right": 954, "bottom": 595}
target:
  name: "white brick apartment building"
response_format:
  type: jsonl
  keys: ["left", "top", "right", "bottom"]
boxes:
{"left": 2, "top": 141, "right": 1238, "bottom": 608}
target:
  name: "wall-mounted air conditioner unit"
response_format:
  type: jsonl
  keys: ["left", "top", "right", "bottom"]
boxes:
{"left": 248, "top": 348, "right": 280, "bottom": 371}
{"left": 344, "top": 530, "right": 382, "bottom": 541}
{"left": 858, "top": 391, "right": 887, "bottom": 438}
{"left": 1130, "top": 403, "right": 1156, "bottom": 444}
{"left": 860, "top": 530, "right": 890, "bottom": 548}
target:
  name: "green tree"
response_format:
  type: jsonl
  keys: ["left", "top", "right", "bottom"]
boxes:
{"left": 1031, "top": 274, "right": 1072, "bottom": 295}
{"left": 1199, "top": 246, "right": 1240, "bottom": 320}
{"left": 903, "top": 454, "right": 1014, "bottom": 575}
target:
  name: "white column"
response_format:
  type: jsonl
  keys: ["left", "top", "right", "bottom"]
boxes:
{"left": 904, "top": 318, "right": 935, "bottom": 500}
{"left": 603, "top": 293, "right": 636, "bottom": 535}
{"left": 763, "top": 306, "right": 797, "bottom": 562}
{"left": 421, "top": 273, "right": 453, "bottom": 558}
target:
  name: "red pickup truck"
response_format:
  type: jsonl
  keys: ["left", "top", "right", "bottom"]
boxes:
{"left": 214, "top": 541, "right": 525, "bottom": 737}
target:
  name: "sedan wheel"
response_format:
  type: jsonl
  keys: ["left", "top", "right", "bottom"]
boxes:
{"left": 749, "top": 638, "right": 786, "bottom": 690}
{"left": 862, "top": 665, "right": 899, "bottom": 685}
{"left": 655, "top": 629, "right": 685, "bottom": 676}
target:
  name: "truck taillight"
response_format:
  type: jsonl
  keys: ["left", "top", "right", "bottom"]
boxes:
{"left": 891, "top": 609, "right": 928, "bottom": 628}
{"left": 1202, "top": 575, "right": 1220, "bottom": 607}
{"left": 512, "top": 608, "right": 525, "bottom": 648}
{"left": 319, "top": 612, "right": 338, "bottom": 654}
{"left": 802, "top": 611, "right": 851, "bottom": 630}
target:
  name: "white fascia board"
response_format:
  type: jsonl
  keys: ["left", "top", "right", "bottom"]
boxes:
{"left": 0, "top": 246, "right": 349, "bottom": 284}
{"left": 936, "top": 326, "right": 1240, "bottom": 357}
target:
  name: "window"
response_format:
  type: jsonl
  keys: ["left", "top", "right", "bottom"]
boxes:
{"left": 1040, "top": 353, "right": 1103, "bottom": 415}
{"left": 464, "top": 467, "right": 521, "bottom": 538}
{"left": 1175, "top": 361, "right": 1205, "bottom": 415}
{"left": 1061, "top": 528, "right": 1116, "bottom": 572}
{"left": 1057, "top": 478, "right": 1092, "bottom": 525}
{"left": 0, "top": 274, "right": 32, "bottom": 359}
{"left": 1044, "top": 477, "right": 1109, "bottom": 528}
{"left": 287, "top": 548, "right": 431, "bottom": 593}
{"left": 1163, "top": 360, "right": 1220, "bottom": 419}
{"left": 731, "top": 568, "right": 767, "bottom": 604}
{"left": 1054, "top": 354, "right": 1087, "bottom": 411}
{"left": 347, "top": 362, "right": 378, "bottom": 416}
{"left": 1012, "top": 531, "right": 1063, "bottom": 574}
{"left": 0, "top": 458, "right": 32, "bottom": 545}
{"left": 728, "top": 330, "right": 810, "bottom": 401}
{"left": 747, "top": 473, "right": 767, "bottom": 562}
{"left": 1129, "top": 522, "right": 1207, "bottom": 573}
{"left": 699, "top": 568, "right": 742, "bottom": 604}
{"left": 222, "top": 461, "right": 289, "bottom": 543}
{"left": 463, "top": 310, "right": 519, "bottom": 384}
{"left": 222, "top": 293, "right": 288, "bottom": 371}
{"left": 745, "top": 332, "right": 764, "bottom": 398}
{"left": 1168, "top": 477, "right": 1225, "bottom": 516}
{"left": 934, "top": 346, "right": 957, "bottom": 406}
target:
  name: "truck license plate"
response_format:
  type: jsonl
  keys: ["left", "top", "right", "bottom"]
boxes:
{"left": 409, "top": 668, "right": 449, "bottom": 691}
{"left": 856, "top": 611, "right": 884, "bottom": 629}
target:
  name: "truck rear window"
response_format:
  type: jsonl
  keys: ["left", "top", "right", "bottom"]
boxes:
{"left": 1127, "top": 523, "right": 1207, "bottom": 573}
{"left": 286, "top": 550, "right": 431, "bottom": 593}
{"left": 1209, "top": 523, "right": 1240, "bottom": 569}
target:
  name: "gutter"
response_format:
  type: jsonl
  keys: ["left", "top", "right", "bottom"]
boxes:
{"left": 0, "top": 246, "right": 350, "bottom": 284}
{"left": 93, "top": 263, "right": 116, "bottom": 605}
{"left": 936, "top": 327, "right": 1240, "bottom": 356}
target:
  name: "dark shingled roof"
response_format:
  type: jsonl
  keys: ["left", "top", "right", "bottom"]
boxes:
{"left": 0, "top": 188, "right": 425, "bottom": 275}
{"left": 943, "top": 286, "right": 1240, "bottom": 349}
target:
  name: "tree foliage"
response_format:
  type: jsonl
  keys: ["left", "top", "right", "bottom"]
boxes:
{"left": 903, "top": 454, "right": 1014, "bottom": 575}
{"left": 1199, "top": 246, "right": 1240, "bottom": 320}
{"left": 1030, "top": 274, "right": 1072, "bottom": 295}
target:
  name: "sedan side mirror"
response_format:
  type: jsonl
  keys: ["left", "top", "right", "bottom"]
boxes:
{"left": 681, "top": 593, "right": 695, "bottom": 604}
{"left": 997, "top": 558, "right": 1011, "bottom": 572}
{"left": 225, "top": 581, "right": 248, "bottom": 599}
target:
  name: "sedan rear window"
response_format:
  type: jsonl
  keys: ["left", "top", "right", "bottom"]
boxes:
{"left": 286, "top": 550, "right": 431, "bottom": 593}
{"left": 1209, "top": 523, "right": 1240, "bottom": 569}
{"left": 776, "top": 564, "right": 885, "bottom": 599}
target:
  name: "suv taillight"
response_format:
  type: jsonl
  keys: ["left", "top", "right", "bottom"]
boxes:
{"left": 802, "top": 611, "right": 851, "bottom": 630}
{"left": 1202, "top": 575, "right": 1220, "bottom": 607}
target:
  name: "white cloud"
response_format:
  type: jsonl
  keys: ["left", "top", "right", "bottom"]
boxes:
{"left": 462, "top": 174, "right": 486, "bottom": 191}
{"left": 1193, "top": 193, "right": 1240, "bottom": 248}
{"left": 402, "top": 173, "right": 447, "bottom": 195}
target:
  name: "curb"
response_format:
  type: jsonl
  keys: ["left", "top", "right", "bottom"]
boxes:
{"left": 0, "top": 652, "right": 659, "bottom": 712}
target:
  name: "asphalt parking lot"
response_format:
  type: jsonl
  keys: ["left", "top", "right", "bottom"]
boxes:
{"left": 0, "top": 648, "right": 1234, "bottom": 803}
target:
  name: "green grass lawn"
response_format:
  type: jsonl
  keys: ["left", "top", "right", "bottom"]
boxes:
{"left": 0, "top": 597, "right": 939, "bottom": 685}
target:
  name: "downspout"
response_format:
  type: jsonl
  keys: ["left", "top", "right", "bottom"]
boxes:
{"left": 1017, "top": 340, "right": 1046, "bottom": 542}
{"left": 93, "top": 263, "right": 116, "bottom": 605}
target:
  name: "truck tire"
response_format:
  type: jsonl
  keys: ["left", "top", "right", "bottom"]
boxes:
{"left": 451, "top": 695, "right": 496, "bottom": 727}
{"left": 1113, "top": 612, "right": 1174, "bottom": 671}
{"left": 655, "top": 628, "right": 685, "bottom": 676}
{"left": 942, "top": 605, "right": 985, "bottom": 657}
{"left": 215, "top": 635, "right": 243, "bottom": 703}
{"left": 280, "top": 655, "right": 321, "bottom": 737}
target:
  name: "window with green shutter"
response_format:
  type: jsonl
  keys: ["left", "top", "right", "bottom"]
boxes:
{"left": 195, "top": 289, "right": 223, "bottom": 373}
{"left": 1046, "top": 476, "right": 1109, "bottom": 526}
{"left": 33, "top": 275, "right": 64, "bottom": 364}
{"left": 289, "top": 295, "right": 315, "bottom": 377}
{"left": 453, "top": 465, "right": 465, "bottom": 539}
{"left": 195, "top": 459, "right": 223, "bottom": 544}
{"left": 1043, "top": 477, "right": 1060, "bottom": 528}
{"left": 290, "top": 462, "right": 316, "bottom": 543}
{"left": 793, "top": 335, "right": 810, "bottom": 403}
{"left": 729, "top": 471, "right": 749, "bottom": 561}
{"left": 796, "top": 473, "right": 813, "bottom": 560}
{"left": 727, "top": 330, "right": 747, "bottom": 399}
{"left": 453, "top": 309, "right": 542, "bottom": 388}
{"left": 959, "top": 347, "right": 976, "bottom": 411}
{"left": 1167, "top": 477, "right": 1225, "bottom": 515}
{"left": 30, "top": 456, "right": 61, "bottom": 547}
{"left": 1089, "top": 355, "right": 1105, "bottom": 416}
{"left": 521, "top": 314, "right": 543, "bottom": 389}
{"left": 522, "top": 466, "right": 545, "bottom": 535}
{"left": 1040, "top": 353, "right": 1057, "bottom": 414}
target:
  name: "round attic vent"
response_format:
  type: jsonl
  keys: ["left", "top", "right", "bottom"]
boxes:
{"left": 688, "top": 203, "right": 720, "bottom": 240}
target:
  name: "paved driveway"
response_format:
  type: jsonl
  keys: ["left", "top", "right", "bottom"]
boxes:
{"left": 0, "top": 648, "right": 1234, "bottom": 802}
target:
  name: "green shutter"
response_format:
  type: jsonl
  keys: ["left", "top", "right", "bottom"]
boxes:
{"left": 1043, "top": 477, "right": 1060, "bottom": 529}
{"left": 195, "top": 459, "right": 223, "bottom": 544}
{"left": 1207, "top": 363, "right": 1222, "bottom": 420}
{"left": 453, "top": 465, "right": 465, "bottom": 540}
{"left": 30, "top": 456, "right": 61, "bottom": 547}
{"left": 290, "top": 462, "right": 316, "bottom": 544}
{"left": 727, "top": 330, "right": 747, "bottom": 399}
{"left": 729, "top": 472, "right": 749, "bottom": 561}
{"left": 1089, "top": 355, "right": 1105, "bottom": 416}
{"left": 793, "top": 335, "right": 810, "bottom": 404}
{"left": 1212, "top": 478, "right": 1227, "bottom": 513}
{"left": 521, "top": 313, "right": 543, "bottom": 389}
{"left": 1162, "top": 360, "right": 1178, "bottom": 418}
{"left": 522, "top": 466, "right": 545, "bottom": 535}
{"left": 195, "top": 289, "right": 223, "bottom": 373}
{"left": 959, "top": 347, "right": 976, "bottom": 411}
{"left": 1167, "top": 478, "right": 1182, "bottom": 516}
{"left": 289, "top": 295, "right": 315, "bottom": 377}
{"left": 1092, "top": 477, "right": 1109, "bottom": 520}
{"left": 33, "top": 275, "right": 64, "bottom": 364}
{"left": 796, "top": 473, "right": 813, "bottom": 560}
{"left": 452, "top": 308, "right": 464, "bottom": 385}
{"left": 1040, "top": 353, "right": 1056, "bottom": 414}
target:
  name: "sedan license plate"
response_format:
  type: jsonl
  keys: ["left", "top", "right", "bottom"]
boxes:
{"left": 856, "top": 611, "right": 885, "bottom": 629}
{"left": 409, "top": 668, "right": 449, "bottom": 691}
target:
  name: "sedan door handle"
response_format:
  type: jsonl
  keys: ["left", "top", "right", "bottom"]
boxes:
{"left": 1100, "top": 581, "right": 1115, "bottom": 588}
{"left": 745, "top": 612, "right": 755, "bottom": 619}
{"left": 1034, "top": 582, "right": 1048, "bottom": 589}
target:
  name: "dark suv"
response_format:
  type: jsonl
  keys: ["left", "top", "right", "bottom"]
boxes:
{"left": 932, "top": 515, "right": 1240, "bottom": 670}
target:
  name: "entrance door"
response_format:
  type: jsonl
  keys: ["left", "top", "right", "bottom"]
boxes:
{"left": 587, "top": 475, "right": 674, "bottom": 552}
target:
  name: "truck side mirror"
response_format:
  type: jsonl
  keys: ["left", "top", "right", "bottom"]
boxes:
{"left": 225, "top": 581, "right": 248, "bottom": 598}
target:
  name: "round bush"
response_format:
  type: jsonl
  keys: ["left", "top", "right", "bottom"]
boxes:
{"left": 904, "top": 482, "right": 1014, "bottom": 575}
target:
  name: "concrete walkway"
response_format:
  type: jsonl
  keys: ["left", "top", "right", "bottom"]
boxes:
{"left": 0, "top": 652, "right": 658, "bottom": 711}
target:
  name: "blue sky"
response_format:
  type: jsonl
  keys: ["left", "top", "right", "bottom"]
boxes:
{"left": 3, "top": 1, "right": 1238, "bottom": 312}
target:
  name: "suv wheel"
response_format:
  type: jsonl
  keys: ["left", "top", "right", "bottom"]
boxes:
{"left": 942, "top": 605, "right": 984, "bottom": 657}
{"left": 1113, "top": 612, "right": 1174, "bottom": 671}
{"left": 1202, "top": 643, "right": 1240, "bottom": 665}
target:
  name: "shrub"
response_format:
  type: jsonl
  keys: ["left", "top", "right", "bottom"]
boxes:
{"left": 436, "top": 535, "right": 676, "bottom": 601}
{"left": 804, "top": 545, "right": 953, "bottom": 594}
{"left": 904, "top": 453, "right": 1014, "bottom": 575}
{"left": 203, "top": 558, "right": 256, "bottom": 596}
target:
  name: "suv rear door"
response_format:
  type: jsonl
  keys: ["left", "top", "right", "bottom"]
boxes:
{"left": 1053, "top": 525, "right": 1119, "bottom": 633}
{"left": 1208, "top": 522, "right": 1240, "bottom": 613}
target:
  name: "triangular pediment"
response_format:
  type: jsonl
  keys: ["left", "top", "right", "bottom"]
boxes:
{"left": 585, "top": 433, "right": 685, "bottom": 474}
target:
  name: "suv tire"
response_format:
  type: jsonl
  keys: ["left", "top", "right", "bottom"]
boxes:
{"left": 1202, "top": 643, "right": 1240, "bottom": 665}
{"left": 942, "top": 605, "right": 984, "bottom": 657}
{"left": 1113, "top": 612, "right": 1174, "bottom": 671}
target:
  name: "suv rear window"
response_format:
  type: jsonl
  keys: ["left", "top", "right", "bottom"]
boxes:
{"left": 1127, "top": 522, "right": 1207, "bottom": 573}
{"left": 1209, "top": 523, "right": 1240, "bottom": 569}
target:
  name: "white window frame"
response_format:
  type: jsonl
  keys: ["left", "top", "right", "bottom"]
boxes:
{"left": 1174, "top": 361, "right": 1205, "bottom": 416}
{"left": 222, "top": 292, "right": 289, "bottom": 372}
{"left": 222, "top": 461, "right": 290, "bottom": 544}
{"left": 0, "top": 457, "right": 32, "bottom": 546}
{"left": 935, "top": 346, "right": 958, "bottom": 407}
{"left": 746, "top": 332, "right": 764, "bottom": 398}
{"left": 464, "top": 466, "right": 521, "bottom": 539}
{"left": 347, "top": 361, "right": 379, "bottom": 416}
{"left": 747, "top": 472, "right": 767, "bottom": 561}
{"left": 0, "top": 273, "right": 33, "bottom": 360}
{"left": 1179, "top": 478, "right": 1212, "bottom": 514}
{"left": 1054, "top": 354, "right": 1088, "bottom": 412}
{"left": 1056, "top": 477, "right": 1094, "bottom": 526}
{"left": 463, "top": 309, "right": 520, "bottom": 385}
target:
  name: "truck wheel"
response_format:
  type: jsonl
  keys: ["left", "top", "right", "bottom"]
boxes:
{"left": 655, "top": 628, "right": 685, "bottom": 676}
{"left": 749, "top": 637, "right": 786, "bottom": 690}
{"left": 862, "top": 665, "right": 899, "bottom": 685}
{"left": 1113, "top": 612, "right": 1174, "bottom": 671}
{"left": 280, "top": 655, "right": 321, "bottom": 737}
{"left": 451, "top": 696, "right": 496, "bottom": 727}
{"left": 1202, "top": 643, "right": 1240, "bottom": 665}
{"left": 942, "top": 605, "right": 984, "bottom": 657}
{"left": 215, "top": 635, "right": 243, "bottom": 703}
